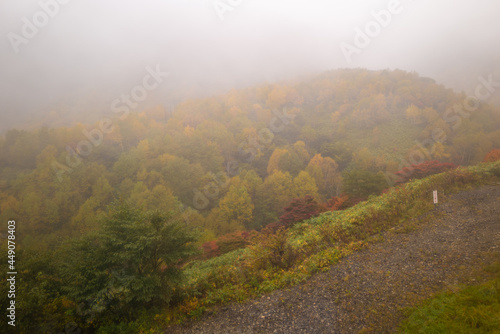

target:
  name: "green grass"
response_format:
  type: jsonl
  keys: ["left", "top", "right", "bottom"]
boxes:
{"left": 398, "top": 277, "right": 500, "bottom": 333}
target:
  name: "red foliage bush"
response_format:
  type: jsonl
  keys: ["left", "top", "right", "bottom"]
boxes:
{"left": 201, "top": 240, "right": 220, "bottom": 259}
{"left": 216, "top": 230, "right": 255, "bottom": 254}
{"left": 278, "top": 195, "right": 321, "bottom": 228}
{"left": 201, "top": 230, "right": 259, "bottom": 259}
{"left": 395, "top": 160, "right": 458, "bottom": 184}
{"left": 483, "top": 149, "right": 500, "bottom": 162}
{"left": 323, "top": 195, "right": 350, "bottom": 212}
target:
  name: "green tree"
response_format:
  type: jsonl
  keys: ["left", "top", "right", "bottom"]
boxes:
{"left": 218, "top": 184, "right": 254, "bottom": 230}
{"left": 254, "top": 171, "right": 294, "bottom": 226}
{"left": 61, "top": 202, "right": 198, "bottom": 322}
{"left": 293, "top": 140, "right": 311, "bottom": 165}
{"left": 351, "top": 147, "right": 375, "bottom": 171}
{"left": 278, "top": 150, "right": 303, "bottom": 177}
{"left": 320, "top": 142, "right": 352, "bottom": 170}
{"left": 342, "top": 170, "right": 387, "bottom": 198}
{"left": 128, "top": 183, "right": 181, "bottom": 214}
{"left": 71, "top": 176, "right": 114, "bottom": 233}
{"left": 160, "top": 154, "right": 205, "bottom": 206}
{"left": 238, "top": 169, "right": 263, "bottom": 199}
{"left": 205, "top": 207, "right": 246, "bottom": 236}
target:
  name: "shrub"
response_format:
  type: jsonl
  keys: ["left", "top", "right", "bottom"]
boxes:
{"left": 395, "top": 160, "right": 457, "bottom": 184}
{"left": 201, "top": 231, "right": 258, "bottom": 259}
{"left": 278, "top": 195, "right": 321, "bottom": 228}
{"left": 483, "top": 148, "right": 500, "bottom": 162}
{"left": 201, "top": 240, "right": 220, "bottom": 259}
{"left": 246, "top": 227, "right": 299, "bottom": 270}
{"left": 322, "top": 195, "right": 350, "bottom": 212}
{"left": 216, "top": 230, "right": 257, "bottom": 255}
{"left": 342, "top": 169, "right": 387, "bottom": 198}
{"left": 261, "top": 221, "right": 283, "bottom": 235}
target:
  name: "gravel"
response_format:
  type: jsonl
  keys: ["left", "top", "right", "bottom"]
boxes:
{"left": 166, "top": 185, "right": 500, "bottom": 334}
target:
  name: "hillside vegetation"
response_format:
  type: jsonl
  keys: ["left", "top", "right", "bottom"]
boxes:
{"left": 1, "top": 69, "right": 500, "bottom": 332}
{"left": 168, "top": 162, "right": 500, "bottom": 326}
{"left": 1, "top": 69, "right": 499, "bottom": 240}
{"left": 168, "top": 183, "right": 500, "bottom": 334}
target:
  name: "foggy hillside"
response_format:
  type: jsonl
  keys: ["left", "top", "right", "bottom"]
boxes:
{"left": 1, "top": 0, "right": 500, "bottom": 132}
{"left": 1, "top": 1, "right": 500, "bottom": 333}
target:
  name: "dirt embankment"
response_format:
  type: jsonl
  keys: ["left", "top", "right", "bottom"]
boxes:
{"left": 167, "top": 185, "right": 500, "bottom": 334}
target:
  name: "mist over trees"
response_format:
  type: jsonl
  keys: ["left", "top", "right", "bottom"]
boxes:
{"left": 1, "top": 68, "right": 500, "bottom": 332}
{"left": 1, "top": 69, "right": 499, "bottom": 240}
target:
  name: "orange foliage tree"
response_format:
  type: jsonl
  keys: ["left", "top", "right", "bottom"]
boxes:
{"left": 483, "top": 149, "right": 500, "bottom": 162}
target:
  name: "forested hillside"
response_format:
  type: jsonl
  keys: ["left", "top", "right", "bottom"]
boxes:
{"left": 1, "top": 69, "right": 499, "bottom": 243}
{"left": 1, "top": 68, "right": 500, "bottom": 332}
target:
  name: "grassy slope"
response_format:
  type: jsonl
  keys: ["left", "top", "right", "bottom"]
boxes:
{"left": 155, "top": 161, "right": 500, "bottom": 328}
{"left": 398, "top": 273, "right": 500, "bottom": 333}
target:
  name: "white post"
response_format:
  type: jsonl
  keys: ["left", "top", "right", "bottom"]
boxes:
{"left": 433, "top": 190, "right": 438, "bottom": 204}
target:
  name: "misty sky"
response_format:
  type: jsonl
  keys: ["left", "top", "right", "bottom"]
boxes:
{"left": 1, "top": 0, "right": 500, "bottom": 131}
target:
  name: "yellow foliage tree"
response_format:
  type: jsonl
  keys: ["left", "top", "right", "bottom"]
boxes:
{"left": 217, "top": 184, "right": 254, "bottom": 231}
{"left": 266, "top": 86, "right": 287, "bottom": 109}
{"left": 406, "top": 104, "right": 423, "bottom": 124}
{"left": 267, "top": 148, "right": 288, "bottom": 175}
{"left": 293, "top": 171, "right": 320, "bottom": 200}
{"left": 306, "top": 154, "right": 341, "bottom": 198}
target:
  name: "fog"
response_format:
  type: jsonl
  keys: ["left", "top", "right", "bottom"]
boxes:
{"left": 1, "top": 0, "right": 499, "bottom": 132}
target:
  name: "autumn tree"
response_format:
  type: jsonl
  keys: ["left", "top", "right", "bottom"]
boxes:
{"left": 238, "top": 169, "right": 263, "bottom": 198}
{"left": 129, "top": 184, "right": 181, "bottom": 214}
{"left": 342, "top": 169, "right": 387, "bottom": 198}
{"left": 320, "top": 142, "right": 352, "bottom": 170}
{"left": 218, "top": 184, "right": 254, "bottom": 230}
{"left": 483, "top": 148, "right": 500, "bottom": 162}
{"left": 0, "top": 191, "right": 20, "bottom": 226}
{"left": 278, "top": 195, "right": 321, "bottom": 228}
{"left": 421, "top": 107, "right": 440, "bottom": 124}
{"left": 292, "top": 170, "right": 320, "bottom": 199}
{"left": 323, "top": 195, "right": 350, "bottom": 211}
{"left": 351, "top": 147, "right": 376, "bottom": 171}
{"left": 394, "top": 160, "right": 458, "bottom": 184}
{"left": 159, "top": 154, "right": 205, "bottom": 206}
{"left": 278, "top": 150, "right": 304, "bottom": 176}
{"left": 266, "top": 86, "right": 287, "bottom": 109}
{"left": 205, "top": 207, "right": 245, "bottom": 236}
{"left": 201, "top": 240, "right": 220, "bottom": 259}
{"left": 254, "top": 170, "right": 294, "bottom": 226}
{"left": 293, "top": 141, "right": 310, "bottom": 164}
{"left": 3, "top": 129, "right": 40, "bottom": 169}
{"left": 71, "top": 175, "right": 114, "bottom": 232}
{"left": 305, "top": 154, "right": 341, "bottom": 198}
{"left": 406, "top": 104, "right": 424, "bottom": 124}
{"left": 267, "top": 148, "right": 288, "bottom": 175}
{"left": 451, "top": 121, "right": 493, "bottom": 164}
